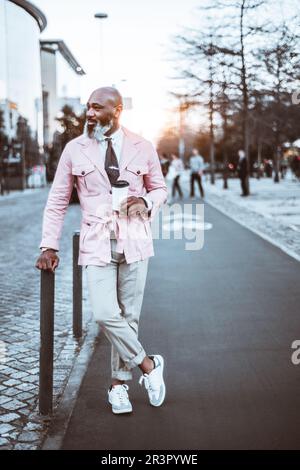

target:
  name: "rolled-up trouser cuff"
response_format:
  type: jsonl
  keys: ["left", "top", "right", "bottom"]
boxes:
{"left": 111, "top": 370, "right": 133, "bottom": 381}
{"left": 125, "top": 349, "right": 147, "bottom": 370}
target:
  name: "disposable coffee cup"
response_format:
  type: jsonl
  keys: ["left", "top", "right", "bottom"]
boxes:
{"left": 111, "top": 180, "right": 129, "bottom": 211}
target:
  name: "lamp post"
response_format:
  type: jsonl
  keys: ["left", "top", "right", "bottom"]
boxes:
{"left": 94, "top": 12, "right": 108, "bottom": 82}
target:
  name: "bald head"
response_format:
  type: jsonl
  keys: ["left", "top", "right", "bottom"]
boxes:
{"left": 89, "top": 87, "right": 123, "bottom": 107}
{"left": 85, "top": 87, "right": 123, "bottom": 138}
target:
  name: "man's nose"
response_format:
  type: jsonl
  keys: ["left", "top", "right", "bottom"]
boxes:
{"left": 87, "top": 109, "right": 95, "bottom": 117}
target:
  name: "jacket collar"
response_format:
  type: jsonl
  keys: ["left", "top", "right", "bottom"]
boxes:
{"left": 76, "top": 126, "right": 142, "bottom": 187}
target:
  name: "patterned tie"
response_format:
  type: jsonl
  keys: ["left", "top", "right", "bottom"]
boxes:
{"left": 104, "top": 137, "right": 120, "bottom": 185}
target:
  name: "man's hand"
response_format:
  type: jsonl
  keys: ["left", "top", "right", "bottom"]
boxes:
{"left": 35, "top": 250, "right": 59, "bottom": 273}
{"left": 119, "top": 196, "right": 148, "bottom": 218}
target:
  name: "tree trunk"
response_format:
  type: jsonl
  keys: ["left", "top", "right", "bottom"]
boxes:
{"left": 240, "top": 0, "right": 250, "bottom": 195}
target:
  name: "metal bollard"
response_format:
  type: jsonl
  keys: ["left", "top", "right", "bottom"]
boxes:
{"left": 73, "top": 231, "right": 82, "bottom": 338}
{"left": 39, "top": 270, "right": 55, "bottom": 415}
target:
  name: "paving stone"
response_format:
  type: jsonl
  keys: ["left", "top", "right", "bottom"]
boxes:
{"left": 15, "top": 383, "right": 36, "bottom": 392}
{"left": 0, "top": 423, "right": 15, "bottom": 434}
{"left": 2, "top": 379, "right": 21, "bottom": 387}
{"left": 0, "top": 396, "right": 12, "bottom": 406}
{"left": 17, "top": 408, "right": 33, "bottom": 417}
{"left": 23, "top": 422, "right": 43, "bottom": 431}
{"left": 1, "top": 400, "right": 26, "bottom": 411}
{"left": 14, "top": 442, "right": 38, "bottom": 450}
{"left": 0, "top": 437, "right": 9, "bottom": 446}
{"left": 18, "top": 431, "right": 40, "bottom": 442}
{"left": 5, "top": 431, "right": 19, "bottom": 440}
{"left": 19, "top": 357, "right": 38, "bottom": 364}
{"left": 13, "top": 391, "right": 34, "bottom": 401}
{"left": 10, "top": 371, "right": 29, "bottom": 379}
{"left": 2, "top": 388, "right": 22, "bottom": 397}
{"left": 27, "top": 368, "right": 39, "bottom": 375}
{"left": 0, "top": 413, "right": 20, "bottom": 423}
{"left": 23, "top": 375, "right": 38, "bottom": 384}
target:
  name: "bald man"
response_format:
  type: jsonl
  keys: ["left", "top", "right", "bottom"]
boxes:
{"left": 36, "top": 87, "right": 168, "bottom": 414}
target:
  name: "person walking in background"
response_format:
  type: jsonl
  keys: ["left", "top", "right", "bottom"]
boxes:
{"left": 170, "top": 153, "right": 184, "bottom": 200}
{"left": 0, "top": 158, "right": 9, "bottom": 196}
{"left": 159, "top": 152, "right": 170, "bottom": 178}
{"left": 35, "top": 87, "right": 167, "bottom": 415}
{"left": 189, "top": 148, "right": 205, "bottom": 199}
{"left": 237, "top": 149, "right": 249, "bottom": 196}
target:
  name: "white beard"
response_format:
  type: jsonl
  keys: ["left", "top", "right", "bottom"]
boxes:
{"left": 83, "top": 120, "right": 113, "bottom": 141}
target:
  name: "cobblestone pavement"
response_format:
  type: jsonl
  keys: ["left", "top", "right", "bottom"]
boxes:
{"left": 0, "top": 187, "right": 93, "bottom": 449}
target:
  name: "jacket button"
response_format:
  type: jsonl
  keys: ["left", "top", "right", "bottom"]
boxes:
{"left": 81, "top": 171, "right": 85, "bottom": 175}
{"left": 109, "top": 190, "right": 112, "bottom": 194}
{"left": 137, "top": 170, "right": 141, "bottom": 174}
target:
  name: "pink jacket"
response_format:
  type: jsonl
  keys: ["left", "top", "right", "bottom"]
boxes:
{"left": 39, "top": 127, "right": 167, "bottom": 266}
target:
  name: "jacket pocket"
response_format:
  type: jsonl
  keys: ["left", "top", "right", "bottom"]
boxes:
{"left": 125, "top": 164, "right": 148, "bottom": 176}
{"left": 72, "top": 164, "right": 98, "bottom": 193}
{"left": 72, "top": 164, "right": 96, "bottom": 176}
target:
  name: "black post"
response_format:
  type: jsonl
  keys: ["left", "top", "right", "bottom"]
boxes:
{"left": 39, "top": 270, "right": 55, "bottom": 415}
{"left": 73, "top": 231, "right": 82, "bottom": 338}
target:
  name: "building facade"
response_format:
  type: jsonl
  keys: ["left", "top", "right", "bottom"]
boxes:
{"left": 40, "top": 40, "right": 85, "bottom": 147}
{"left": 0, "top": 0, "right": 85, "bottom": 190}
{"left": 0, "top": 0, "right": 46, "bottom": 189}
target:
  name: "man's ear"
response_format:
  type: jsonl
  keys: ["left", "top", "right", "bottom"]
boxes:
{"left": 114, "top": 105, "right": 123, "bottom": 119}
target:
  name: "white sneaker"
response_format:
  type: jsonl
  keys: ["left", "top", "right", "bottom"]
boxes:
{"left": 107, "top": 384, "right": 133, "bottom": 414}
{"left": 139, "top": 355, "right": 166, "bottom": 407}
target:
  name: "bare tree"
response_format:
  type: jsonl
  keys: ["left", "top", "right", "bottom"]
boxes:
{"left": 171, "top": 0, "right": 268, "bottom": 194}
{"left": 256, "top": 22, "right": 300, "bottom": 181}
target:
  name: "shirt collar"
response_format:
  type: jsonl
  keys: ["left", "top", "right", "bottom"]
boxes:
{"left": 101, "top": 126, "right": 123, "bottom": 144}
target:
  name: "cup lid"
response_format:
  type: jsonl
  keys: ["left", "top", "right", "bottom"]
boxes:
{"left": 111, "top": 180, "right": 129, "bottom": 188}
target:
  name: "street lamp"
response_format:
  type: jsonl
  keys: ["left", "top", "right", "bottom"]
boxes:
{"left": 94, "top": 12, "right": 108, "bottom": 82}
{"left": 94, "top": 13, "right": 108, "bottom": 19}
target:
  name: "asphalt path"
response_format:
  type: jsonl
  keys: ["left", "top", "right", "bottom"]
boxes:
{"left": 61, "top": 201, "right": 300, "bottom": 450}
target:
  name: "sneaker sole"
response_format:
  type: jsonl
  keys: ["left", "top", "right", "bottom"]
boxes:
{"left": 111, "top": 406, "right": 133, "bottom": 414}
{"left": 108, "top": 397, "right": 133, "bottom": 414}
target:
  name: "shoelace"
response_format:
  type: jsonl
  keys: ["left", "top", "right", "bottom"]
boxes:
{"left": 139, "top": 369, "right": 159, "bottom": 392}
{"left": 111, "top": 384, "right": 129, "bottom": 404}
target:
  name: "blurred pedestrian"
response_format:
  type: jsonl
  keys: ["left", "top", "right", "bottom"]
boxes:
{"left": 264, "top": 159, "right": 273, "bottom": 178}
{"left": 189, "top": 148, "right": 205, "bottom": 198}
{"left": 170, "top": 153, "right": 184, "bottom": 200}
{"left": 0, "top": 158, "right": 9, "bottom": 195}
{"left": 291, "top": 155, "right": 300, "bottom": 181}
{"left": 237, "top": 150, "right": 249, "bottom": 196}
{"left": 280, "top": 158, "right": 288, "bottom": 179}
{"left": 159, "top": 153, "right": 170, "bottom": 178}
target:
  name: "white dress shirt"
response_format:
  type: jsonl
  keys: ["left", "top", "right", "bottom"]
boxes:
{"left": 97, "top": 126, "right": 152, "bottom": 211}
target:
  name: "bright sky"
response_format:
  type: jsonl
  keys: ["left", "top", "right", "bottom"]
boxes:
{"left": 34, "top": 0, "right": 203, "bottom": 144}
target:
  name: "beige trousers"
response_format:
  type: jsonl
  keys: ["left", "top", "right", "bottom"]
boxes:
{"left": 84, "top": 239, "right": 149, "bottom": 381}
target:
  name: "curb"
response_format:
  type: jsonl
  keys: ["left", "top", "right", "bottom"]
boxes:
{"left": 41, "top": 321, "right": 100, "bottom": 450}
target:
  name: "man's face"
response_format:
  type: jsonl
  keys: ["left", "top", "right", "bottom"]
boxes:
{"left": 85, "top": 92, "right": 122, "bottom": 138}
